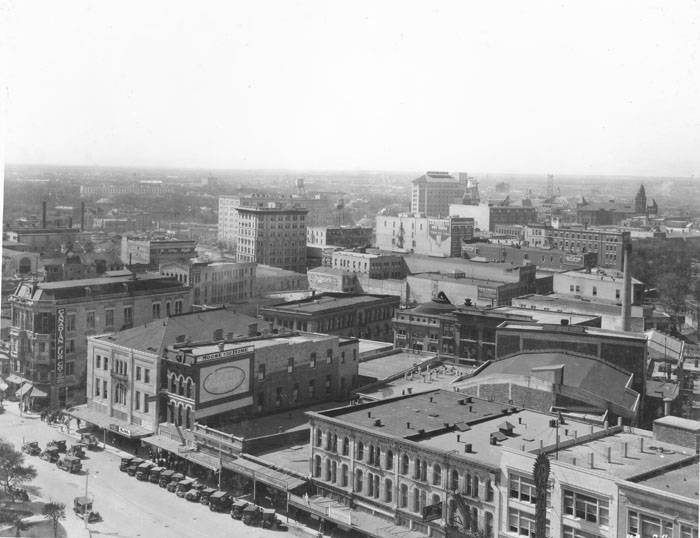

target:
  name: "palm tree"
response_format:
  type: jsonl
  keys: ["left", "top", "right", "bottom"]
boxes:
{"left": 533, "top": 452, "right": 550, "bottom": 538}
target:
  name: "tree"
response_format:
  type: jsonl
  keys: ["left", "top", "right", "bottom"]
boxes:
{"left": 533, "top": 452, "right": 550, "bottom": 538}
{"left": 657, "top": 273, "right": 690, "bottom": 328}
{"left": 14, "top": 517, "right": 28, "bottom": 537}
{"left": 42, "top": 502, "right": 65, "bottom": 538}
{"left": 0, "top": 441, "right": 37, "bottom": 499}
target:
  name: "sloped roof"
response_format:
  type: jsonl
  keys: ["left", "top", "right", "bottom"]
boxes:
{"left": 97, "top": 309, "right": 262, "bottom": 354}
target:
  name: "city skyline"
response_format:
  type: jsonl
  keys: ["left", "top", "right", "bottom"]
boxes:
{"left": 3, "top": 1, "right": 700, "bottom": 177}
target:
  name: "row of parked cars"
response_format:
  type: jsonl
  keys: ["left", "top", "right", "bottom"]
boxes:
{"left": 118, "top": 456, "right": 284, "bottom": 529}
{"left": 23, "top": 439, "right": 83, "bottom": 473}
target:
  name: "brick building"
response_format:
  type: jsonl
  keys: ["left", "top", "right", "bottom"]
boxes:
{"left": 375, "top": 215, "right": 474, "bottom": 257}
{"left": 410, "top": 172, "right": 465, "bottom": 217}
{"left": 120, "top": 234, "right": 197, "bottom": 271}
{"left": 9, "top": 275, "right": 191, "bottom": 409}
{"left": 449, "top": 202, "right": 537, "bottom": 232}
{"left": 261, "top": 293, "right": 400, "bottom": 342}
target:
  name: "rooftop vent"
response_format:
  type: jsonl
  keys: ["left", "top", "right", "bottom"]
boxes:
{"left": 373, "top": 419, "right": 383, "bottom": 427}
{"left": 464, "top": 443, "right": 472, "bottom": 453}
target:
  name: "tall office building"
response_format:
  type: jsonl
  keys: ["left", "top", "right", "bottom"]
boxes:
{"left": 410, "top": 172, "right": 465, "bottom": 217}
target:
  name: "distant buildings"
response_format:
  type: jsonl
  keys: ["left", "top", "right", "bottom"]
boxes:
{"left": 120, "top": 234, "right": 197, "bottom": 271}
{"left": 330, "top": 250, "right": 408, "bottom": 280}
{"left": 461, "top": 242, "right": 598, "bottom": 272}
{"left": 9, "top": 275, "right": 191, "bottom": 409}
{"left": 261, "top": 292, "right": 400, "bottom": 342}
{"left": 253, "top": 264, "right": 309, "bottom": 297}
{"left": 306, "top": 226, "right": 373, "bottom": 249}
{"left": 410, "top": 171, "right": 465, "bottom": 217}
{"left": 552, "top": 267, "right": 644, "bottom": 304}
{"left": 524, "top": 224, "right": 630, "bottom": 270}
{"left": 79, "top": 181, "right": 174, "bottom": 197}
{"left": 449, "top": 202, "right": 537, "bottom": 232}
{"left": 375, "top": 215, "right": 474, "bottom": 257}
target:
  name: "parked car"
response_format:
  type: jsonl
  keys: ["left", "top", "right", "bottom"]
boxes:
{"left": 73, "top": 496, "right": 101, "bottom": 523}
{"left": 41, "top": 446, "right": 60, "bottom": 463}
{"left": 262, "top": 508, "right": 283, "bottom": 530}
{"left": 159, "top": 469, "right": 176, "bottom": 488}
{"left": 126, "top": 458, "right": 145, "bottom": 477}
{"left": 80, "top": 433, "right": 100, "bottom": 450}
{"left": 166, "top": 473, "right": 185, "bottom": 493}
{"left": 231, "top": 499, "right": 249, "bottom": 519}
{"left": 184, "top": 484, "right": 206, "bottom": 503}
{"left": 57, "top": 455, "right": 82, "bottom": 473}
{"left": 119, "top": 456, "right": 133, "bottom": 472}
{"left": 176, "top": 479, "right": 197, "bottom": 498}
{"left": 199, "top": 487, "right": 217, "bottom": 505}
{"left": 47, "top": 440, "right": 67, "bottom": 453}
{"left": 148, "top": 466, "right": 164, "bottom": 484}
{"left": 242, "top": 504, "right": 263, "bottom": 526}
{"left": 135, "top": 461, "right": 155, "bottom": 481}
{"left": 209, "top": 491, "right": 232, "bottom": 512}
{"left": 22, "top": 441, "right": 41, "bottom": 456}
{"left": 68, "top": 443, "right": 86, "bottom": 458}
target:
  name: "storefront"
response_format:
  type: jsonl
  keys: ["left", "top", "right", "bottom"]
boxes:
{"left": 66, "top": 403, "right": 152, "bottom": 453}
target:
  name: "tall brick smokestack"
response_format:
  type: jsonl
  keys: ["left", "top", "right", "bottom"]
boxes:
{"left": 621, "top": 241, "right": 632, "bottom": 331}
{"left": 42, "top": 201, "right": 47, "bottom": 229}
{"left": 80, "top": 201, "right": 85, "bottom": 231}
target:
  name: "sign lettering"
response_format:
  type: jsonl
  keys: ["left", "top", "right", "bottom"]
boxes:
{"left": 196, "top": 345, "right": 253, "bottom": 363}
{"left": 55, "top": 308, "right": 66, "bottom": 386}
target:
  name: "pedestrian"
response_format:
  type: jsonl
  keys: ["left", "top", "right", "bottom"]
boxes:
{"left": 304, "top": 492, "right": 309, "bottom": 505}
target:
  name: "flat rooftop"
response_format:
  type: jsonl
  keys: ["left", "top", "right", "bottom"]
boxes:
{"left": 357, "top": 339, "right": 394, "bottom": 358}
{"left": 264, "top": 293, "right": 396, "bottom": 314}
{"left": 491, "top": 306, "right": 599, "bottom": 326}
{"left": 257, "top": 443, "right": 311, "bottom": 476}
{"left": 358, "top": 351, "right": 437, "bottom": 382}
{"left": 358, "top": 364, "right": 474, "bottom": 401}
{"left": 633, "top": 461, "right": 699, "bottom": 499}
{"left": 498, "top": 321, "right": 647, "bottom": 342}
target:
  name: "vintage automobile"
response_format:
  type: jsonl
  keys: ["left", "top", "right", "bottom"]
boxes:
{"left": 159, "top": 469, "right": 176, "bottom": 488}
{"left": 73, "top": 496, "right": 101, "bottom": 523}
{"left": 67, "top": 443, "right": 86, "bottom": 458}
{"left": 148, "top": 466, "right": 164, "bottom": 484}
{"left": 209, "top": 490, "right": 232, "bottom": 512}
{"left": 166, "top": 473, "right": 185, "bottom": 493}
{"left": 135, "top": 461, "right": 155, "bottom": 481}
{"left": 184, "top": 484, "right": 206, "bottom": 502}
{"left": 199, "top": 487, "right": 217, "bottom": 505}
{"left": 21, "top": 441, "right": 41, "bottom": 456}
{"left": 119, "top": 456, "right": 134, "bottom": 472}
{"left": 47, "top": 439, "right": 67, "bottom": 453}
{"left": 41, "top": 446, "right": 60, "bottom": 463}
{"left": 262, "top": 508, "right": 283, "bottom": 530}
{"left": 231, "top": 499, "right": 249, "bottom": 519}
{"left": 80, "top": 433, "right": 100, "bottom": 450}
{"left": 242, "top": 504, "right": 263, "bottom": 526}
{"left": 126, "top": 458, "right": 145, "bottom": 477}
{"left": 175, "top": 478, "right": 197, "bottom": 498}
{"left": 57, "top": 455, "right": 82, "bottom": 473}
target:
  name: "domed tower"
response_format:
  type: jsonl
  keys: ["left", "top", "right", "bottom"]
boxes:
{"left": 634, "top": 184, "right": 647, "bottom": 214}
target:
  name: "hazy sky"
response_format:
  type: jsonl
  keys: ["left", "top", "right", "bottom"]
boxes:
{"left": 2, "top": 1, "right": 700, "bottom": 176}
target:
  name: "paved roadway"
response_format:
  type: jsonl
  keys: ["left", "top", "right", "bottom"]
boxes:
{"left": 0, "top": 406, "right": 293, "bottom": 538}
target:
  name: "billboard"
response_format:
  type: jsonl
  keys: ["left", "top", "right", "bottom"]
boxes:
{"left": 199, "top": 357, "right": 250, "bottom": 404}
{"left": 55, "top": 307, "right": 66, "bottom": 386}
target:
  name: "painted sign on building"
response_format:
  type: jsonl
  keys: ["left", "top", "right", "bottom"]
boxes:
{"left": 55, "top": 307, "right": 66, "bottom": 386}
{"left": 198, "top": 358, "right": 251, "bottom": 404}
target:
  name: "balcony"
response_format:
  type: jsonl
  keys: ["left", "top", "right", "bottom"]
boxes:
{"left": 110, "top": 370, "right": 128, "bottom": 382}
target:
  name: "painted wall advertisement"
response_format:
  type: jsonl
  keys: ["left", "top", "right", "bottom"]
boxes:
{"left": 55, "top": 307, "right": 66, "bottom": 386}
{"left": 199, "top": 357, "right": 250, "bottom": 404}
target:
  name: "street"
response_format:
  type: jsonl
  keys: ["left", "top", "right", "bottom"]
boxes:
{"left": 0, "top": 406, "right": 294, "bottom": 538}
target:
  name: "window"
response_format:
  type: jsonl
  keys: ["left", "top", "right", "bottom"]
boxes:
{"left": 258, "top": 364, "right": 266, "bottom": 380}
{"left": 562, "top": 527, "right": 602, "bottom": 538}
{"left": 308, "top": 379, "right": 315, "bottom": 398}
{"left": 95, "top": 379, "right": 100, "bottom": 396}
{"left": 341, "top": 464, "right": 348, "bottom": 487}
{"left": 67, "top": 313, "right": 76, "bottom": 332}
{"left": 508, "top": 508, "right": 549, "bottom": 537}
{"left": 315, "top": 428, "right": 322, "bottom": 447}
{"left": 450, "top": 470, "right": 459, "bottom": 491}
{"left": 325, "top": 375, "right": 331, "bottom": 394}
{"left": 123, "top": 306, "right": 133, "bottom": 327}
{"left": 433, "top": 463, "right": 442, "bottom": 486}
{"left": 287, "top": 357, "right": 294, "bottom": 373}
{"left": 385, "top": 450, "right": 394, "bottom": 470}
{"left": 96, "top": 355, "right": 101, "bottom": 369}
{"left": 357, "top": 442, "right": 364, "bottom": 460}
{"left": 144, "top": 394, "right": 150, "bottom": 413}
{"left": 175, "top": 300, "right": 183, "bottom": 314}
{"left": 102, "top": 380, "right": 107, "bottom": 399}
{"left": 136, "top": 367, "right": 141, "bottom": 381}
{"left": 310, "top": 352, "right": 316, "bottom": 368}
{"left": 681, "top": 525, "right": 699, "bottom": 538}
{"left": 615, "top": 289, "right": 621, "bottom": 300}
{"left": 105, "top": 309, "right": 114, "bottom": 327}
{"left": 144, "top": 369, "right": 150, "bottom": 383}
{"left": 104, "top": 357, "right": 108, "bottom": 370}
{"left": 342, "top": 437, "right": 349, "bottom": 456}
{"left": 152, "top": 302, "right": 161, "bottom": 319}
{"left": 401, "top": 454, "right": 409, "bottom": 475}
{"left": 355, "top": 469, "right": 363, "bottom": 492}
{"left": 400, "top": 484, "right": 408, "bottom": 508}
{"left": 628, "top": 510, "right": 673, "bottom": 538}
{"left": 564, "top": 490, "right": 608, "bottom": 526}
{"left": 509, "top": 474, "right": 549, "bottom": 505}
{"left": 384, "top": 479, "right": 393, "bottom": 503}
{"left": 135, "top": 391, "right": 140, "bottom": 410}
{"left": 326, "top": 349, "right": 332, "bottom": 363}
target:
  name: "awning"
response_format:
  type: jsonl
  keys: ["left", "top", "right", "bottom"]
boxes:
{"left": 16, "top": 383, "right": 33, "bottom": 399}
{"left": 6, "top": 374, "right": 24, "bottom": 384}
{"left": 0, "top": 380, "right": 8, "bottom": 392}
{"left": 223, "top": 457, "right": 305, "bottom": 491}
{"left": 30, "top": 387, "right": 48, "bottom": 398}
{"left": 66, "top": 404, "right": 152, "bottom": 438}
{"left": 141, "top": 435, "right": 220, "bottom": 471}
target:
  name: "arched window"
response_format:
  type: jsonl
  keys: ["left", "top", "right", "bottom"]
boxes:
{"left": 464, "top": 472, "right": 472, "bottom": 495}
{"left": 177, "top": 404, "right": 183, "bottom": 426}
{"left": 401, "top": 454, "right": 410, "bottom": 475}
{"left": 433, "top": 463, "right": 442, "bottom": 486}
{"left": 385, "top": 450, "right": 394, "bottom": 470}
{"left": 472, "top": 476, "right": 479, "bottom": 498}
{"left": 331, "top": 461, "right": 337, "bottom": 483}
{"left": 170, "top": 374, "right": 176, "bottom": 393}
{"left": 384, "top": 478, "right": 393, "bottom": 503}
{"left": 314, "top": 428, "right": 322, "bottom": 447}
{"left": 400, "top": 484, "right": 408, "bottom": 508}
{"left": 368, "top": 444, "right": 374, "bottom": 465}
{"left": 342, "top": 437, "right": 350, "bottom": 456}
{"left": 413, "top": 458, "right": 421, "bottom": 479}
{"left": 450, "top": 470, "right": 459, "bottom": 491}
{"left": 420, "top": 460, "right": 427, "bottom": 482}
{"left": 324, "top": 459, "right": 331, "bottom": 481}
{"left": 314, "top": 455, "right": 322, "bottom": 478}
{"left": 412, "top": 488, "right": 420, "bottom": 512}
{"left": 185, "top": 378, "right": 193, "bottom": 399}
{"left": 332, "top": 434, "right": 338, "bottom": 453}
{"left": 18, "top": 257, "right": 31, "bottom": 274}
{"left": 357, "top": 442, "right": 364, "bottom": 460}
{"left": 470, "top": 508, "right": 478, "bottom": 531}
{"left": 431, "top": 493, "right": 440, "bottom": 506}
{"left": 178, "top": 376, "right": 184, "bottom": 396}
{"left": 185, "top": 407, "right": 191, "bottom": 429}
{"left": 373, "top": 474, "right": 380, "bottom": 499}
{"left": 355, "top": 469, "right": 363, "bottom": 492}
{"left": 341, "top": 464, "right": 348, "bottom": 487}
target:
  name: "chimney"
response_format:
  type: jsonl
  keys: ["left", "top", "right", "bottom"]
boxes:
{"left": 367, "top": 411, "right": 372, "bottom": 418}
{"left": 560, "top": 319, "right": 569, "bottom": 326}
{"left": 456, "top": 434, "right": 461, "bottom": 442}
{"left": 639, "top": 437, "right": 644, "bottom": 453}
{"left": 623, "top": 442, "right": 628, "bottom": 458}
{"left": 663, "top": 398, "right": 672, "bottom": 416}
{"left": 80, "top": 201, "right": 85, "bottom": 231}
{"left": 621, "top": 241, "right": 632, "bottom": 331}
{"left": 588, "top": 452, "right": 594, "bottom": 469}
{"left": 464, "top": 443, "right": 472, "bottom": 453}
{"left": 406, "top": 422, "right": 411, "bottom": 429}
{"left": 606, "top": 446, "right": 611, "bottom": 463}
{"left": 42, "top": 201, "right": 47, "bottom": 228}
